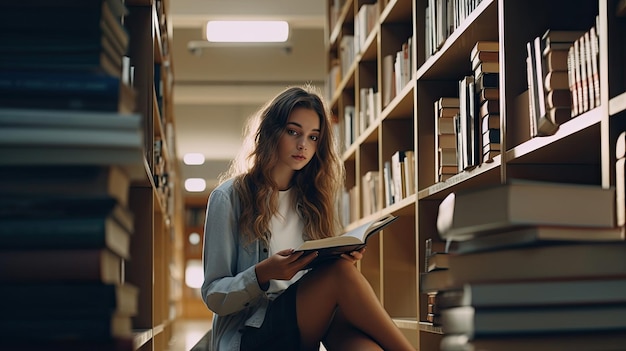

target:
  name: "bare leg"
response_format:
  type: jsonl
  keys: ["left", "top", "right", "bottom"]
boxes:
{"left": 295, "top": 259, "right": 414, "bottom": 350}
{"left": 323, "top": 309, "right": 383, "bottom": 351}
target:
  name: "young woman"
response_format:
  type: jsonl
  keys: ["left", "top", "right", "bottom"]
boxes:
{"left": 201, "top": 86, "right": 414, "bottom": 351}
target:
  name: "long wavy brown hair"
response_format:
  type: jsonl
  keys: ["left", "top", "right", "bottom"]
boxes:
{"left": 220, "top": 85, "right": 344, "bottom": 245}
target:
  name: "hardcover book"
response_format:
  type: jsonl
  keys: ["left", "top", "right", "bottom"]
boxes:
{"left": 1, "top": 282, "right": 139, "bottom": 316}
{"left": 0, "top": 165, "right": 131, "bottom": 208}
{"left": 433, "top": 242, "right": 626, "bottom": 291}
{"left": 440, "top": 332, "right": 626, "bottom": 351}
{"left": 0, "top": 313, "right": 133, "bottom": 341}
{"left": 436, "top": 278, "right": 626, "bottom": 309}
{"left": 0, "top": 215, "right": 133, "bottom": 259}
{"left": 452, "top": 225, "right": 623, "bottom": 254}
{"left": 437, "top": 180, "right": 615, "bottom": 241}
{"left": 0, "top": 248, "right": 124, "bottom": 284}
{"left": 295, "top": 214, "right": 398, "bottom": 266}
{"left": 440, "top": 304, "right": 626, "bottom": 337}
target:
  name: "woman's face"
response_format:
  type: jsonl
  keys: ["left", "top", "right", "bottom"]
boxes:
{"left": 276, "top": 107, "right": 320, "bottom": 174}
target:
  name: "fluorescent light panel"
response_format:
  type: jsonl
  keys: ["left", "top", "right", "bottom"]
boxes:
{"left": 185, "top": 259, "right": 204, "bottom": 288}
{"left": 185, "top": 178, "right": 207, "bottom": 192}
{"left": 206, "top": 20, "right": 289, "bottom": 42}
{"left": 183, "top": 152, "right": 205, "bottom": 165}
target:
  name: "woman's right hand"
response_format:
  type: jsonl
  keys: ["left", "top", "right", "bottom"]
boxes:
{"left": 255, "top": 249, "right": 318, "bottom": 289}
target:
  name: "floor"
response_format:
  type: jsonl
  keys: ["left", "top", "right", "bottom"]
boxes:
{"left": 166, "top": 318, "right": 328, "bottom": 351}
{"left": 167, "top": 319, "right": 213, "bottom": 351}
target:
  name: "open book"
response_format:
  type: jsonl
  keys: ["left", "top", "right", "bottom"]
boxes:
{"left": 295, "top": 214, "right": 398, "bottom": 267}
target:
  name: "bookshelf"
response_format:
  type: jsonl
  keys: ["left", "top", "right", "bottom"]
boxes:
{"left": 125, "top": 0, "right": 184, "bottom": 350}
{"left": 182, "top": 197, "right": 214, "bottom": 319}
{"left": 325, "top": 0, "right": 626, "bottom": 349}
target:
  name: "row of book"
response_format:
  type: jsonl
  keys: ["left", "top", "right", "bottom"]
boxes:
{"left": 329, "top": 1, "right": 390, "bottom": 101}
{"left": 569, "top": 19, "right": 600, "bottom": 118}
{"left": 420, "top": 179, "right": 626, "bottom": 350}
{"left": 361, "top": 171, "right": 381, "bottom": 217}
{"left": 384, "top": 150, "right": 416, "bottom": 207}
{"left": 0, "top": 0, "right": 143, "bottom": 349}
{"left": 341, "top": 37, "right": 413, "bottom": 154}
{"left": 341, "top": 149, "right": 415, "bottom": 224}
{"left": 354, "top": 2, "right": 379, "bottom": 56}
{"left": 425, "top": 0, "right": 484, "bottom": 58}
{"left": 381, "top": 37, "right": 414, "bottom": 109}
{"left": 359, "top": 86, "right": 380, "bottom": 135}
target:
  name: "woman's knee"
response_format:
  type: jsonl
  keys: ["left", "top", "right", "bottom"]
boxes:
{"left": 329, "top": 258, "right": 360, "bottom": 279}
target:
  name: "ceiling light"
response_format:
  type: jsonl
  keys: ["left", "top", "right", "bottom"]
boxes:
{"left": 205, "top": 20, "right": 289, "bottom": 43}
{"left": 183, "top": 152, "right": 205, "bottom": 165}
{"left": 185, "top": 259, "right": 204, "bottom": 289}
{"left": 185, "top": 178, "right": 207, "bottom": 192}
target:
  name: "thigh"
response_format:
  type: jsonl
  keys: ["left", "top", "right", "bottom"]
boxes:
{"left": 323, "top": 309, "right": 383, "bottom": 351}
{"left": 240, "top": 282, "right": 303, "bottom": 351}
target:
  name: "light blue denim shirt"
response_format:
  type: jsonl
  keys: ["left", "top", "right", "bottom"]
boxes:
{"left": 201, "top": 178, "right": 274, "bottom": 351}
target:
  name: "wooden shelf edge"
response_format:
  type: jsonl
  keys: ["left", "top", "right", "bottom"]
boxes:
{"left": 417, "top": 156, "right": 501, "bottom": 200}
{"left": 153, "top": 323, "right": 165, "bottom": 336}
{"left": 505, "top": 107, "right": 602, "bottom": 163}
{"left": 381, "top": 81, "right": 415, "bottom": 120}
{"left": 394, "top": 317, "right": 419, "bottom": 330}
{"left": 610, "top": 91, "right": 626, "bottom": 116}
{"left": 133, "top": 329, "right": 153, "bottom": 350}
{"left": 419, "top": 322, "right": 444, "bottom": 334}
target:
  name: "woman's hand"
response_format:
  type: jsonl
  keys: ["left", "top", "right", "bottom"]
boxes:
{"left": 340, "top": 247, "right": 365, "bottom": 264}
{"left": 255, "top": 249, "right": 318, "bottom": 289}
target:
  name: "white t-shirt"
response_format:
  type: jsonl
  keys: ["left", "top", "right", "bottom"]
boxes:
{"left": 267, "top": 188, "right": 305, "bottom": 294}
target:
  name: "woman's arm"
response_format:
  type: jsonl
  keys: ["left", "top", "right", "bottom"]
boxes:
{"left": 201, "top": 188, "right": 265, "bottom": 316}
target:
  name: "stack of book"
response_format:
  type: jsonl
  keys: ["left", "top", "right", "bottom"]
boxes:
{"left": 541, "top": 30, "right": 579, "bottom": 124}
{"left": 0, "top": 0, "right": 136, "bottom": 113}
{"left": 432, "top": 180, "right": 626, "bottom": 350}
{"left": 420, "top": 238, "right": 450, "bottom": 328}
{"left": 526, "top": 28, "right": 584, "bottom": 137}
{"left": 435, "top": 97, "right": 460, "bottom": 182}
{"left": 0, "top": 0, "right": 142, "bottom": 349}
{"left": 0, "top": 166, "right": 139, "bottom": 350}
{"left": 471, "top": 41, "right": 500, "bottom": 162}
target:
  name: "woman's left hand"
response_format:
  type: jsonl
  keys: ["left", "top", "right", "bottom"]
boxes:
{"left": 340, "top": 247, "right": 365, "bottom": 264}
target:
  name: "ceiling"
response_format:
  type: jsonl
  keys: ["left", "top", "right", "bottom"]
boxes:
{"left": 169, "top": 0, "right": 328, "bottom": 199}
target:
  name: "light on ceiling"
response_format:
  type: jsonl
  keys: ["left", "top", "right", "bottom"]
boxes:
{"left": 185, "top": 178, "right": 207, "bottom": 192}
{"left": 205, "top": 20, "right": 289, "bottom": 43}
{"left": 183, "top": 152, "right": 205, "bottom": 165}
{"left": 185, "top": 259, "right": 204, "bottom": 289}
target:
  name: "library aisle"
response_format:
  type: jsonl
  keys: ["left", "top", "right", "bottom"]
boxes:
{"left": 166, "top": 319, "right": 212, "bottom": 351}
{"left": 166, "top": 319, "right": 329, "bottom": 351}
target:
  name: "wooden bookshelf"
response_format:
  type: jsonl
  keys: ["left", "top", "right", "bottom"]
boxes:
{"left": 325, "top": 0, "right": 626, "bottom": 349}
{"left": 181, "top": 197, "right": 214, "bottom": 319}
{"left": 126, "top": 0, "right": 184, "bottom": 349}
